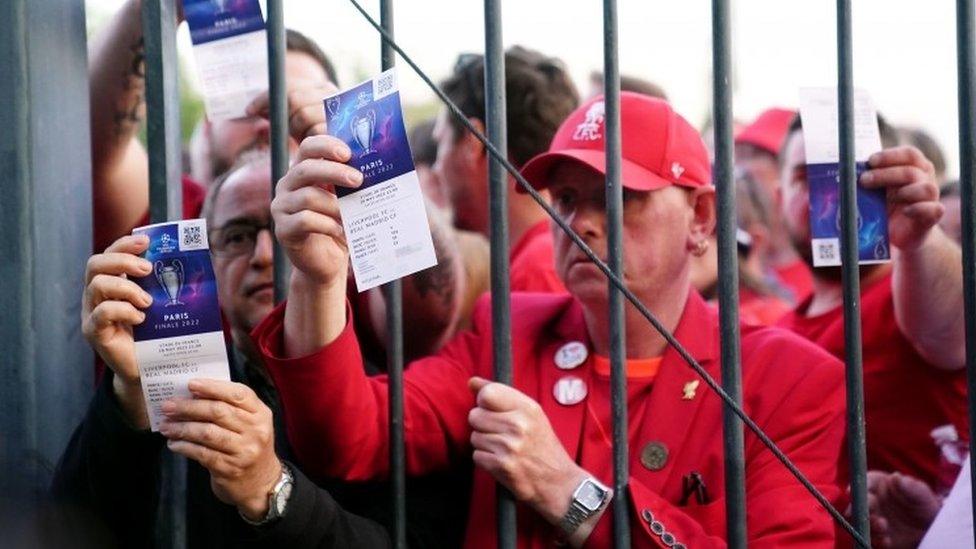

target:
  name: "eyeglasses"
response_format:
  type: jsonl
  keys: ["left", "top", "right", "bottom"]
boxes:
{"left": 210, "top": 219, "right": 272, "bottom": 258}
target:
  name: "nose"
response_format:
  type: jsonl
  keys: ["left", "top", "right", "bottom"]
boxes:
{"left": 250, "top": 228, "right": 274, "bottom": 269}
{"left": 567, "top": 200, "right": 604, "bottom": 241}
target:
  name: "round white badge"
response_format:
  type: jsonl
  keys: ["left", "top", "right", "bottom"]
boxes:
{"left": 554, "top": 341, "right": 588, "bottom": 370}
{"left": 553, "top": 375, "right": 588, "bottom": 406}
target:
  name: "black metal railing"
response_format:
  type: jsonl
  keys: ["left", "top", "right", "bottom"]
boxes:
{"left": 133, "top": 0, "right": 976, "bottom": 547}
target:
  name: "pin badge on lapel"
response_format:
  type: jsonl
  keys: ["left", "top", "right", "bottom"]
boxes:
{"left": 640, "top": 441, "right": 669, "bottom": 471}
{"left": 553, "top": 375, "right": 588, "bottom": 406}
{"left": 554, "top": 341, "right": 588, "bottom": 370}
{"left": 682, "top": 380, "right": 700, "bottom": 400}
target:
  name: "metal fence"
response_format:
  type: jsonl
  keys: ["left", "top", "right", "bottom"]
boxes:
{"left": 5, "top": 0, "right": 971, "bottom": 547}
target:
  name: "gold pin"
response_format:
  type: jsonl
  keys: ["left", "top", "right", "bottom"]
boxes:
{"left": 640, "top": 441, "right": 669, "bottom": 471}
{"left": 682, "top": 380, "right": 700, "bottom": 400}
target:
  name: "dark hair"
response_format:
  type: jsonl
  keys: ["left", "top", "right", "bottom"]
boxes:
{"left": 590, "top": 71, "right": 668, "bottom": 101}
{"left": 441, "top": 46, "right": 580, "bottom": 168}
{"left": 286, "top": 28, "right": 339, "bottom": 86}
{"left": 781, "top": 111, "right": 900, "bottom": 165}
{"left": 409, "top": 119, "right": 438, "bottom": 166}
{"left": 898, "top": 126, "right": 946, "bottom": 179}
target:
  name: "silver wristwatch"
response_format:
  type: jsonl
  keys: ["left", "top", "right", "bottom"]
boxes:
{"left": 558, "top": 477, "right": 612, "bottom": 537}
{"left": 240, "top": 462, "right": 294, "bottom": 527}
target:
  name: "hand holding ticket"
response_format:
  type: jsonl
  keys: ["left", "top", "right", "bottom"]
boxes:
{"left": 130, "top": 219, "right": 231, "bottom": 431}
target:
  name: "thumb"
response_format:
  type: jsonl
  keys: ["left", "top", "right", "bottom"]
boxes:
{"left": 468, "top": 376, "right": 491, "bottom": 394}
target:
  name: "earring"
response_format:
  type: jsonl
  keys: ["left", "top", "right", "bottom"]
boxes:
{"left": 692, "top": 239, "right": 709, "bottom": 257}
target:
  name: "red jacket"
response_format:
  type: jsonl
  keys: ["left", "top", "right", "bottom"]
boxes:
{"left": 254, "top": 291, "right": 847, "bottom": 548}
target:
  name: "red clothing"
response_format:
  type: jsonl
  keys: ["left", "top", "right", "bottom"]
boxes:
{"left": 255, "top": 291, "right": 847, "bottom": 547}
{"left": 738, "top": 288, "right": 792, "bottom": 326}
{"left": 774, "top": 259, "right": 814, "bottom": 305}
{"left": 778, "top": 273, "right": 969, "bottom": 489}
{"left": 509, "top": 220, "right": 566, "bottom": 294}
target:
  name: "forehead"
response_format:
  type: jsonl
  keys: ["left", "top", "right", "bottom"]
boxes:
{"left": 213, "top": 164, "right": 272, "bottom": 226}
{"left": 781, "top": 130, "right": 807, "bottom": 172}
{"left": 285, "top": 50, "right": 330, "bottom": 86}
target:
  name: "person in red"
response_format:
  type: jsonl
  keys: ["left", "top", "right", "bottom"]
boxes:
{"left": 254, "top": 92, "right": 849, "bottom": 547}
{"left": 434, "top": 47, "right": 579, "bottom": 294}
{"left": 776, "top": 116, "right": 969, "bottom": 493}
{"left": 735, "top": 107, "right": 815, "bottom": 304}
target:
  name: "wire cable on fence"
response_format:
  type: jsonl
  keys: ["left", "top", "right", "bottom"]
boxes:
{"left": 344, "top": 0, "right": 868, "bottom": 545}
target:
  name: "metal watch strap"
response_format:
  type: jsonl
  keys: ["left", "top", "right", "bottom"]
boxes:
{"left": 239, "top": 463, "right": 293, "bottom": 527}
{"left": 558, "top": 499, "right": 591, "bottom": 535}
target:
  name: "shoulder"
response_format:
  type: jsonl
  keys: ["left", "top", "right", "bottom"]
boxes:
{"left": 471, "top": 292, "right": 577, "bottom": 332}
{"left": 740, "top": 323, "right": 844, "bottom": 386}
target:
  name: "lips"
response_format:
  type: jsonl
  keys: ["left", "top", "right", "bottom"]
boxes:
{"left": 244, "top": 282, "right": 274, "bottom": 297}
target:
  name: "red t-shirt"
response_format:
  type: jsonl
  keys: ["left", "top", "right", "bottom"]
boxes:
{"left": 509, "top": 220, "right": 566, "bottom": 294}
{"left": 778, "top": 273, "right": 969, "bottom": 489}
{"left": 738, "top": 287, "right": 792, "bottom": 326}
{"left": 774, "top": 259, "right": 814, "bottom": 305}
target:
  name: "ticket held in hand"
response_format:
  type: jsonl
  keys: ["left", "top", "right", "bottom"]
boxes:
{"left": 132, "top": 219, "right": 231, "bottom": 431}
{"left": 325, "top": 69, "right": 438, "bottom": 292}
{"left": 183, "top": 0, "right": 268, "bottom": 121}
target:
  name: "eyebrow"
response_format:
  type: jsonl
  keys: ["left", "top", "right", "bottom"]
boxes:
{"left": 214, "top": 215, "right": 268, "bottom": 229}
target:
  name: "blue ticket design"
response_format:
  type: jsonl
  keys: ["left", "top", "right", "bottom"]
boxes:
{"left": 132, "top": 219, "right": 230, "bottom": 431}
{"left": 324, "top": 69, "right": 438, "bottom": 292}
{"left": 799, "top": 87, "right": 889, "bottom": 267}
{"left": 183, "top": 0, "right": 268, "bottom": 121}
{"left": 184, "top": 0, "right": 265, "bottom": 45}
{"left": 808, "top": 162, "right": 890, "bottom": 266}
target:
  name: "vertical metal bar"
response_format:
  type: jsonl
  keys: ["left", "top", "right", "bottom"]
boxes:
{"left": 835, "top": 0, "right": 870, "bottom": 541}
{"left": 955, "top": 0, "right": 976, "bottom": 535}
{"left": 483, "top": 1, "right": 515, "bottom": 547}
{"left": 142, "top": 1, "right": 185, "bottom": 548}
{"left": 379, "top": 1, "right": 406, "bottom": 547}
{"left": 601, "top": 1, "right": 629, "bottom": 546}
{"left": 711, "top": 0, "right": 746, "bottom": 546}
{"left": 266, "top": 0, "right": 288, "bottom": 303}
{"left": 142, "top": 0, "right": 181, "bottom": 224}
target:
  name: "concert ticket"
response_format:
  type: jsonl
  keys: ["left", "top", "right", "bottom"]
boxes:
{"left": 799, "top": 87, "right": 889, "bottom": 267}
{"left": 131, "top": 219, "right": 230, "bottom": 431}
{"left": 324, "top": 68, "right": 438, "bottom": 292}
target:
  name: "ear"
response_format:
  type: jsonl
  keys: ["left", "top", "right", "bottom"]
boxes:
{"left": 463, "top": 117, "right": 487, "bottom": 163}
{"left": 686, "top": 186, "right": 717, "bottom": 252}
{"left": 746, "top": 222, "right": 769, "bottom": 258}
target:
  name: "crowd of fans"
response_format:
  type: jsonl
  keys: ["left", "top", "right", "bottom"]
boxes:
{"left": 47, "top": 1, "right": 971, "bottom": 547}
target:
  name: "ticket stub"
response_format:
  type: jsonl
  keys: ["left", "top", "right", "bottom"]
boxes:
{"left": 183, "top": 0, "right": 268, "bottom": 121}
{"left": 132, "top": 219, "right": 230, "bottom": 431}
{"left": 324, "top": 69, "right": 438, "bottom": 291}
{"left": 799, "top": 87, "right": 889, "bottom": 267}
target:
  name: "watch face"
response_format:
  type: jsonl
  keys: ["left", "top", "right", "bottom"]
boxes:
{"left": 577, "top": 481, "right": 605, "bottom": 511}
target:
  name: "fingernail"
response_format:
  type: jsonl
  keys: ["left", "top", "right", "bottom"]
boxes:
{"left": 142, "top": 293, "right": 153, "bottom": 306}
{"left": 347, "top": 170, "right": 363, "bottom": 186}
{"left": 166, "top": 440, "right": 176, "bottom": 449}
{"left": 860, "top": 172, "right": 873, "bottom": 184}
{"left": 161, "top": 400, "right": 176, "bottom": 414}
{"left": 336, "top": 144, "right": 352, "bottom": 160}
{"left": 187, "top": 379, "right": 202, "bottom": 392}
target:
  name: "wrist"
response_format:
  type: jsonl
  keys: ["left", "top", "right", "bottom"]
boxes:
{"left": 237, "top": 459, "right": 284, "bottom": 522}
{"left": 535, "top": 464, "right": 591, "bottom": 525}
{"left": 111, "top": 373, "right": 149, "bottom": 429}
{"left": 290, "top": 268, "right": 347, "bottom": 300}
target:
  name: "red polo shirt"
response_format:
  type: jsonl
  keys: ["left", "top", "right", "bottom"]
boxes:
{"left": 509, "top": 220, "right": 566, "bottom": 294}
{"left": 778, "top": 273, "right": 969, "bottom": 489}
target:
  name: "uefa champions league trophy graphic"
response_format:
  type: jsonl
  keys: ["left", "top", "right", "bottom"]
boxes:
{"left": 155, "top": 259, "right": 186, "bottom": 307}
{"left": 211, "top": 0, "right": 231, "bottom": 14}
{"left": 351, "top": 110, "right": 377, "bottom": 157}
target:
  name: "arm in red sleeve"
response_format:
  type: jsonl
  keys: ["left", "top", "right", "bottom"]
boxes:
{"left": 253, "top": 299, "right": 487, "bottom": 483}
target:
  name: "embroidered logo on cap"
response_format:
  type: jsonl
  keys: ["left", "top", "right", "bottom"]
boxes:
{"left": 671, "top": 162, "right": 685, "bottom": 180}
{"left": 572, "top": 101, "right": 605, "bottom": 141}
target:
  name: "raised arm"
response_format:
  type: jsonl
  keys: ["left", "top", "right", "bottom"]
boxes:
{"left": 862, "top": 146, "right": 966, "bottom": 370}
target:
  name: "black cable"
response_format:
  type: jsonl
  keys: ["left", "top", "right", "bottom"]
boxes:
{"left": 345, "top": 0, "right": 867, "bottom": 545}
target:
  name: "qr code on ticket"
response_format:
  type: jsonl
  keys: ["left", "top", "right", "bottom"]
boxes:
{"left": 373, "top": 70, "right": 398, "bottom": 100}
{"left": 179, "top": 219, "right": 209, "bottom": 251}
{"left": 812, "top": 238, "right": 840, "bottom": 266}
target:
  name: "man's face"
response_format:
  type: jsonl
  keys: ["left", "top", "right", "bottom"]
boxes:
{"left": 210, "top": 164, "right": 274, "bottom": 334}
{"left": 778, "top": 131, "right": 815, "bottom": 266}
{"left": 549, "top": 163, "right": 698, "bottom": 307}
{"left": 735, "top": 142, "right": 780, "bottom": 199}
{"left": 206, "top": 51, "right": 331, "bottom": 183}
{"left": 432, "top": 108, "right": 489, "bottom": 234}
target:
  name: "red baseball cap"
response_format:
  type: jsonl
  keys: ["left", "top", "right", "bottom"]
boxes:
{"left": 734, "top": 107, "right": 796, "bottom": 155}
{"left": 519, "top": 92, "right": 710, "bottom": 192}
